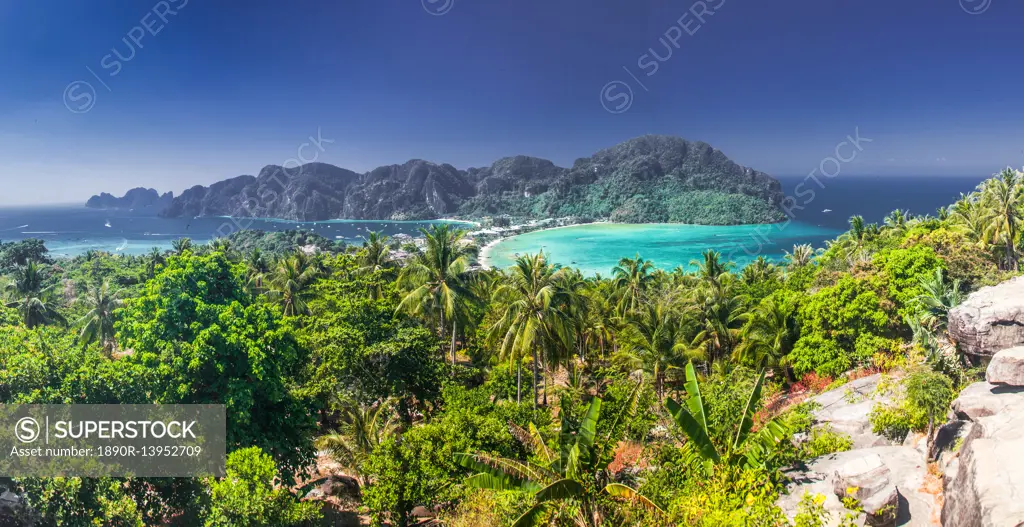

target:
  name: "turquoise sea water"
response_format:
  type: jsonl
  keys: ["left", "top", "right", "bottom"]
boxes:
{"left": 0, "top": 206, "right": 472, "bottom": 258}
{"left": 483, "top": 174, "right": 995, "bottom": 275}
{"left": 482, "top": 222, "right": 840, "bottom": 275}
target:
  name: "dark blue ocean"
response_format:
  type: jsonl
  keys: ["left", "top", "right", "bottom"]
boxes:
{"left": 0, "top": 175, "right": 990, "bottom": 259}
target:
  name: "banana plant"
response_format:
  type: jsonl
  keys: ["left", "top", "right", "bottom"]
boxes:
{"left": 665, "top": 362, "right": 788, "bottom": 470}
{"left": 455, "top": 382, "right": 663, "bottom": 527}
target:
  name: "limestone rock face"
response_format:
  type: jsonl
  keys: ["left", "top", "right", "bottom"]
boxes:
{"left": 986, "top": 346, "right": 1024, "bottom": 386}
{"left": 949, "top": 382, "right": 1024, "bottom": 421}
{"left": 831, "top": 454, "right": 899, "bottom": 526}
{"left": 88, "top": 135, "right": 787, "bottom": 223}
{"left": 942, "top": 382, "right": 1024, "bottom": 527}
{"left": 778, "top": 446, "right": 937, "bottom": 526}
{"left": 948, "top": 276, "right": 1024, "bottom": 359}
{"left": 810, "top": 374, "right": 896, "bottom": 449}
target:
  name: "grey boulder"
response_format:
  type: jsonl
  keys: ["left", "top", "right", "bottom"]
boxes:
{"left": 986, "top": 346, "right": 1024, "bottom": 386}
{"left": 948, "top": 276, "right": 1024, "bottom": 360}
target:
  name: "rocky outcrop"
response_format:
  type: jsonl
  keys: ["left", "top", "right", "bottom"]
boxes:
{"left": 85, "top": 187, "right": 173, "bottom": 212}
{"left": 810, "top": 374, "right": 897, "bottom": 449}
{"left": 778, "top": 446, "right": 937, "bottom": 526}
{"left": 941, "top": 342, "right": 1024, "bottom": 527}
{"left": 948, "top": 276, "right": 1024, "bottom": 360}
{"left": 949, "top": 381, "right": 1024, "bottom": 421}
{"left": 941, "top": 388, "right": 1024, "bottom": 526}
{"left": 87, "top": 135, "right": 786, "bottom": 223}
{"left": 832, "top": 453, "right": 900, "bottom": 526}
{"left": 985, "top": 346, "right": 1024, "bottom": 386}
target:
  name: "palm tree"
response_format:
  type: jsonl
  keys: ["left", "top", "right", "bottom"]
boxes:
{"left": 489, "top": 253, "right": 572, "bottom": 408}
{"left": 456, "top": 383, "right": 661, "bottom": 527}
{"left": 838, "top": 215, "right": 868, "bottom": 249}
{"left": 611, "top": 254, "right": 654, "bottom": 316}
{"left": 949, "top": 192, "right": 992, "bottom": 245}
{"left": 691, "top": 249, "right": 732, "bottom": 290}
{"left": 244, "top": 248, "right": 272, "bottom": 294}
{"left": 734, "top": 298, "right": 798, "bottom": 381}
{"left": 356, "top": 231, "right": 392, "bottom": 275}
{"left": 145, "top": 247, "right": 165, "bottom": 279}
{"left": 689, "top": 288, "right": 747, "bottom": 366}
{"left": 315, "top": 399, "right": 397, "bottom": 487}
{"left": 981, "top": 168, "right": 1024, "bottom": 270}
{"left": 883, "top": 209, "right": 911, "bottom": 233}
{"left": 171, "top": 237, "right": 193, "bottom": 256}
{"left": 268, "top": 255, "right": 319, "bottom": 316}
{"left": 5, "top": 260, "right": 66, "bottom": 328}
{"left": 665, "top": 362, "right": 788, "bottom": 469}
{"left": 613, "top": 301, "right": 686, "bottom": 400}
{"left": 397, "top": 224, "right": 475, "bottom": 368}
{"left": 783, "top": 244, "right": 815, "bottom": 268}
{"left": 740, "top": 256, "right": 778, "bottom": 284}
{"left": 75, "top": 281, "right": 122, "bottom": 354}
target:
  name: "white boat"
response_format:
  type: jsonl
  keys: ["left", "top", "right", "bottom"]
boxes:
{"left": 104, "top": 220, "right": 112, "bottom": 228}
{"left": 822, "top": 209, "right": 832, "bottom": 213}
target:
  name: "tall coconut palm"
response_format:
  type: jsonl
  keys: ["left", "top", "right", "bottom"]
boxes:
{"left": 488, "top": 252, "right": 572, "bottom": 408}
{"left": 145, "top": 247, "right": 165, "bottom": 279}
{"left": 883, "top": 209, "right": 911, "bottom": 233}
{"left": 75, "top": 281, "right": 122, "bottom": 354}
{"left": 949, "top": 192, "right": 991, "bottom": 245}
{"left": 839, "top": 215, "right": 867, "bottom": 249}
{"left": 613, "top": 301, "right": 686, "bottom": 400}
{"left": 268, "top": 255, "right": 319, "bottom": 316}
{"left": 315, "top": 398, "right": 397, "bottom": 487}
{"left": 691, "top": 249, "right": 732, "bottom": 290}
{"left": 356, "top": 231, "right": 393, "bottom": 275}
{"left": 783, "top": 244, "right": 815, "bottom": 268}
{"left": 734, "top": 298, "right": 798, "bottom": 381}
{"left": 171, "top": 237, "right": 193, "bottom": 256}
{"left": 244, "top": 248, "right": 272, "bottom": 294}
{"left": 5, "top": 260, "right": 66, "bottom": 328}
{"left": 611, "top": 254, "right": 654, "bottom": 316}
{"left": 689, "top": 289, "right": 748, "bottom": 366}
{"left": 396, "top": 224, "right": 475, "bottom": 368}
{"left": 740, "top": 256, "right": 778, "bottom": 285}
{"left": 980, "top": 168, "right": 1024, "bottom": 270}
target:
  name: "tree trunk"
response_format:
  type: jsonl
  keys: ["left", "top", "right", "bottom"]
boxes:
{"left": 543, "top": 363, "right": 548, "bottom": 406}
{"left": 439, "top": 313, "right": 447, "bottom": 362}
{"left": 532, "top": 345, "right": 539, "bottom": 411}
{"left": 516, "top": 358, "right": 522, "bottom": 404}
{"left": 450, "top": 317, "right": 458, "bottom": 370}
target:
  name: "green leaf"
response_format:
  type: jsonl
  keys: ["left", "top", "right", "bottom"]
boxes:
{"left": 529, "top": 423, "right": 555, "bottom": 466}
{"left": 535, "top": 479, "right": 585, "bottom": 502}
{"left": 604, "top": 483, "right": 665, "bottom": 514}
{"left": 564, "top": 443, "right": 580, "bottom": 481}
{"left": 511, "top": 503, "right": 551, "bottom": 527}
{"left": 665, "top": 397, "right": 720, "bottom": 463}
{"left": 683, "top": 361, "right": 708, "bottom": 434}
{"left": 454, "top": 453, "right": 542, "bottom": 492}
{"left": 578, "top": 397, "right": 602, "bottom": 455}
{"left": 734, "top": 368, "right": 767, "bottom": 450}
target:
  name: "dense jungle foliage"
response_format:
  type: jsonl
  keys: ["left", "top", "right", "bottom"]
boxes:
{"left": 0, "top": 169, "right": 1021, "bottom": 526}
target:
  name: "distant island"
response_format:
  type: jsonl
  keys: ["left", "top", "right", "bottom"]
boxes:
{"left": 86, "top": 135, "right": 785, "bottom": 225}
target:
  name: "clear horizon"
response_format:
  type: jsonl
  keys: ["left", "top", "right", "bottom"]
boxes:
{"left": 1, "top": 0, "right": 1022, "bottom": 205}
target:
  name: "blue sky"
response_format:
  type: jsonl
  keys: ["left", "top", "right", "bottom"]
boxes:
{"left": 0, "top": 0, "right": 1021, "bottom": 205}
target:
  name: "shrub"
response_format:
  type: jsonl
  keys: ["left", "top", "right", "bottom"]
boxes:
{"left": 801, "top": 425, "right": 854, "bottom": 459}
{"left": 204, "top": 447, "right": 321, "bottom": 527}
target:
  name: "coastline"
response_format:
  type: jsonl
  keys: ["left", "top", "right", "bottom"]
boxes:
{"left": 475, "top": 220, "right": 611, "bottom": 270}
